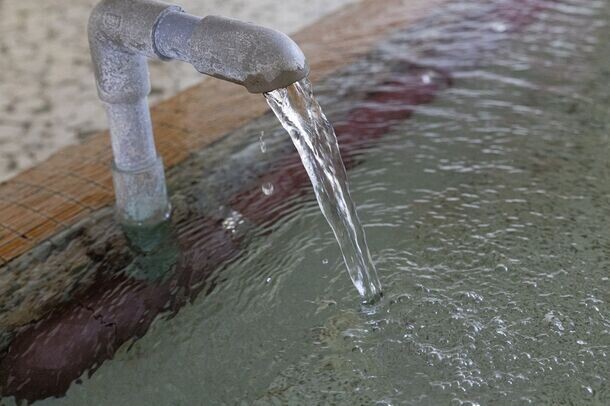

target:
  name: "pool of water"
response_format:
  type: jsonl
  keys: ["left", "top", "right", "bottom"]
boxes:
{"left": 3, "top": 0, "right": 610, "bottom": 404}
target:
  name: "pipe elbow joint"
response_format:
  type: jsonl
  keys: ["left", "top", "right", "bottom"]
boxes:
{"left": 88, "top": 0, "right": 180, "bottom": 103}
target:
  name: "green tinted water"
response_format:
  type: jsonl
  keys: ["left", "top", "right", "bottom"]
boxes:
{"left": 27, "top": 0, "right": 610, "bottom": 404}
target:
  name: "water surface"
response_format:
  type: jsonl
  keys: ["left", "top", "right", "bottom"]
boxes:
{"left": 7, "top": 0, "right": 610, "bottom": 404}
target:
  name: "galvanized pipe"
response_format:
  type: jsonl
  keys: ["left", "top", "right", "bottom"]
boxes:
{"left": 88, "top": 0, "right": 309, "bottom": 226}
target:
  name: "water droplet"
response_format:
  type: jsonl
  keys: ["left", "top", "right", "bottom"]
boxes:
{"left": 495, "top": 264, "right": 508, "bottom": 272}
{"left": 259, "top": 131, "right": 267, "bottom": 153}
{"left": 491, "top": 22, "right": 508, "bottom": 33}
{"left": 266, "top": 277, "right": 272, "bottom": 283}
{"left": 262, "top": 182, "right": 274, "bottom": 195}
{"left": 322, "top": 258, "right": 329, "bottom": 264}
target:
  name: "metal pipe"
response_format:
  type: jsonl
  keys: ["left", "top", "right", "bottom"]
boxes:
{"left": 88, "top": 0, "right": 309, "bottom": 226}
{"left": 155, "top": 12, "right": 310, "bottom": 93}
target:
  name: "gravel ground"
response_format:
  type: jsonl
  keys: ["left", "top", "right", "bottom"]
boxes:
{"left": 0, "top": 0, "right": 355, "bottom": 182}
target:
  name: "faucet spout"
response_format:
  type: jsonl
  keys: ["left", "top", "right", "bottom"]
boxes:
{"left": 155, "top": 13, "right": 309, "bottom": 93}
{"left": 88, "top": 0, "right": 309, "bottom": 225}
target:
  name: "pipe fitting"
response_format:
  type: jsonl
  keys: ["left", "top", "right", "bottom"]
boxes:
{"left": 89, "top": 0, "right": 180, "bottom": 104}
{"left": 155, "top": 13, "right": 310, "bottom": 93}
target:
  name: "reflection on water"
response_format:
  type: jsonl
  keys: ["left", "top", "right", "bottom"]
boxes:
{"left": 2, "top": 0, "right": 610, "bottom": 404}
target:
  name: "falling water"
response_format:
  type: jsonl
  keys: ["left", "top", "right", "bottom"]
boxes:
{"left": 265, "top": 78, "right": 382, "bottom": 303}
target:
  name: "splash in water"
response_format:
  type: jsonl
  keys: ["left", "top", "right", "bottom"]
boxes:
{"left": 265, "top": 78, "right": 382, "bottom": 303}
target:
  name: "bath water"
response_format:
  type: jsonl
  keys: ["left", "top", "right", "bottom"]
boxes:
{"left": 265, "top": 78, "right": 382, "bottom": 303}
{"left": 4, "top": 0, "right": 609, "bottom": 404}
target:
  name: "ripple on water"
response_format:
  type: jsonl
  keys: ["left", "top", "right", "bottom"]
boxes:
{"left": 21, "top": 0, "right": 610, "bottom": 404}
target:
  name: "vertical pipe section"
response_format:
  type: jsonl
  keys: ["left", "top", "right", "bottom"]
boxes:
{"left": 105, "top": 100, "right": 157, "bottom": 171}
{"left": 88, "top": 0, "right": 179, "bottom": 225}
{"left": 104, "top": 99, "right": 170, "bottom": 226}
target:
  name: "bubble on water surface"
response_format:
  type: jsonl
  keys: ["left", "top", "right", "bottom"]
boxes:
{"left": 222, "top": 210, "right": 244, "bottom": 233}
{"left": 262, "top": 182, "right": 274, "bottom": 195}
{"left": 490, "top": 21, "right": 508, "bottom": 32}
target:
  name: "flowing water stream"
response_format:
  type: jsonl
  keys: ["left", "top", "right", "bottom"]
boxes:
{"left": 265, "top": 78, "right": 382, "bottom": 303}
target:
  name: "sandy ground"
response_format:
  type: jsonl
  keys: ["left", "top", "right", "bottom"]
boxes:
{"left": 0, "top": 0, "right": 355, "bottom": 182}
